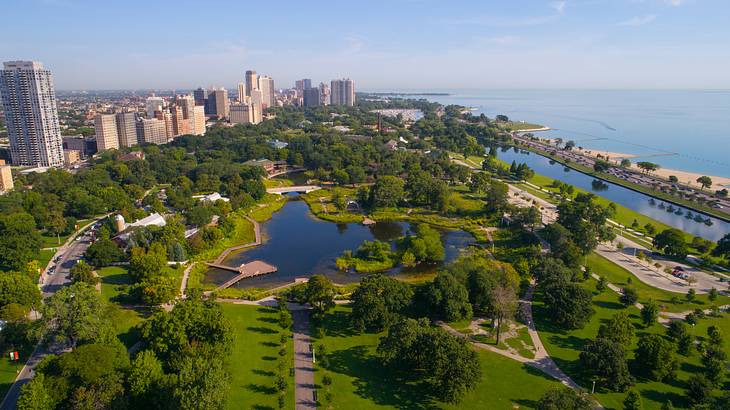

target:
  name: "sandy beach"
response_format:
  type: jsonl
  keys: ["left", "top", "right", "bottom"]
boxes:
{"left": 576, "top": 148, "right": 638, "bottom": 160}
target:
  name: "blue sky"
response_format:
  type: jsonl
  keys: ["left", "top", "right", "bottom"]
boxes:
{"left": 1, "top": 0, "right": 728, "bottom": 90}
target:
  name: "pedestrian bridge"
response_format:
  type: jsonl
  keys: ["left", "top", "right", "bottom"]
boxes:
{"left": 266, "top": 185, "right": 321, "bottom": 194}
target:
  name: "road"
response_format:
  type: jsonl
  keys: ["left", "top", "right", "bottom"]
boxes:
{"left": 0, "top": 224, "right": 95, "bottom": 410}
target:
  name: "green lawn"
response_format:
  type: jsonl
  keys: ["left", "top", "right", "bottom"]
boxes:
{"left": 220, "top": 303, "right": 295, "bottom": 410}
{"left": 534, "top": 277, "right": 730, "bottom": 409}
{"left": 501, "top": 121, "right": 546, "bottom": 131}
{"left": 587, "top": 253, "right": 730, "bottom": 313}
{"left": 313, "top": 306, "right": 564, "bottom": 409}
{"left": 36, "top": 249, "right": 56, "bottom": 270}
{"left": 97, "top": 266, "right": 150, "bottom": 348}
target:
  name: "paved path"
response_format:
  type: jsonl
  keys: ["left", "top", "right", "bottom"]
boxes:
{"left": 267, "top": 185, "right": 321, "bottom": 194}
{"left": 292, "top": 309, "right": 317, "bottom": 409}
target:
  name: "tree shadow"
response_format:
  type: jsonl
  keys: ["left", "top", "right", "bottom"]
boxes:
{"left": 642, "top": 389, "right": 687, "bottom": 408}
{"left": 326, "top": 345, "right": 440, "bottom": 409}
{"left": 245, "top": 383, "right": 276, "bottom": 395}
{"left": 593, "top": 300, "right": 625, "bottom": 310}
{"left": 260, "top": 341, "right": 279, "bottom": 348}
{"left": 261, "top": 356, "right": 277, "bottom": 361}
{"left": 257, "top": 316, "right": 279, "bottom": 325}
{"left": 252, "top": 369, "right": 275, "bottom": 377}
{"left": 251, "top": 406, "right": 275, "bottom": 410}
{"left": 247, "top": 326, "right": 278, "bottom": 334}
{"left": 316, "top": 310, "right": 358, "bottom": 339}
{"left": 257, "top": 306, "right": 278, "bottom": 314}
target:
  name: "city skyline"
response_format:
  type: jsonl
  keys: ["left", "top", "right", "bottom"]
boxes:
{"left": 2, "top": 0, "right": 729, "bottom": 90}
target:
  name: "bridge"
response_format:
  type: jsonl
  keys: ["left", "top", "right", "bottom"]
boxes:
{"left": 205, "top": 260, "right": 278, "bottom": 290}
{"left": 266, "top": 185, "right": 322, "bottom": 194}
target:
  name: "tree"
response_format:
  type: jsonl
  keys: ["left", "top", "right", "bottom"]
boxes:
{"left": 84, "top": 238, "right": 125, "bottom": 267}
{"left": 623, "top": 390, "right": 642, "bottom": 410}
{"left": 686, "top": 288, "right": 696, "bottom": 302}
{"left": 701, "top": 344, "right": 727, "bottom": 385}
{"left": 484, "top": 180, "right": 509, "bottom": 214}
{"left": 666, "top": 321, "right": 693, "bottom": 355}
{"left": 542, "top": 280, "right": 594, "bottom": 329}
{"left": 129, "top": 243, "right": 167, "bottom": 282}
{"left": 37, "top": 282, "right": 108, "bottom": 349}
{"left": 637, "top": 162, "right": 659, "bottom": 174}
{"left": 492, "top": 284, "right": 517, "bottom": 344}
{"left": 468, "top": 172, "right": 491, "bottom": 194}
{"left": 0, "top": 213, "right": 41, "bottom": 272}
{"left": 0, "top": 273, "right": 41, "bottom": 310}
{"left": 127, "top": 350, "right": 165, "bottom": 408}
{"left": 685, "top": 374, "right": 713, "bottom": 406}
{"left": 421, "top": 273, "right": 472, "bottom": 322}
{"left": 620, "top": 159, "right": 631, "bottom": 168}
{"left": 70, "top": 260, "right": 98, "bottom": 285}
{"left": 708, "top": 287, "right": 718, "bottom": 302}
{"left": 556, "top": 193, "right": 615, "bottom": 254}
{"left": 304, "top": 275, "right": 336, "bottom": 314}
{"left": 640, "top": 299, "right": 659, "bottom": 327}
{"left": 696, "top": 176, "right": 713, "bottom": 190}
{"left": 536, "top": 387, "right": 592, "bottom": 410}
{"left": 369, "top": 176, "right": 404, "bottom": 208}
{"left": 170, "top": 350, "right": 229, "bottom": 410}
{"left": 652, "top": 229, "right": 688, "bottom": 259}
{"left": 594, "top": 160, "right": 612, "bottom": 173}
{"left": 620, "top": 287, "right": 638, "bottom": 307}
{"left": 598, "top": 312, "right": 635, "bottom": 347}
{"left": 579, "top": 338, "right": 633, "bottom": 391}
{"left": 17, "top": 374, "right": 54, "bottom": 410}
{"left": 634, "top": 334, "right": 678, "bottom": 381}
{"left": 351, "top": 274, "right": 413, "bottom": 332}
{"left": 186, "top": 205, "right": 214, "bottom": 226}
{"left": 713, "top": 233, "right": 730, "bottom": 259}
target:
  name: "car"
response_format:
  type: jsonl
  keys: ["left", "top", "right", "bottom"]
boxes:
{"left": 720, "top": 277, "right": 730, "bottom": 283}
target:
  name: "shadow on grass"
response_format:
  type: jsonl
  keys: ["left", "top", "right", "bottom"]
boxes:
{"left": 245, "top": 383, "right": 277, "bottom": 395}
{"left": 247, "top": 326, "right": 278, "bottom": 334}
{"left": 257, "top": 316, "right": 279, "bottom": 325}
{"left": 252, "top": 369, "right": 275, "bottom": 377}
{"left": 593, "top": 300, "right": 625, "bottom": 311}
{"left": 326, "top": 345, "right": 440, "bottom": 409}
{"left": 257, "top": 306, "right": 278, "bottom": 314}
{"left": 260, "top": 341, "right": 279, "bottom": 348}
{"left": 313, "top": 310, "right": 358, "bottom": 339}
{"left": 251, "top": 406, "right": 275, "bottom": 410}
{"left": 642, "top": 389, "right": 687, "bottom": 409}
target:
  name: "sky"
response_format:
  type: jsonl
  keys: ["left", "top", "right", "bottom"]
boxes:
{"left": 1, "top": 0, "right": 729, "bottom": 90}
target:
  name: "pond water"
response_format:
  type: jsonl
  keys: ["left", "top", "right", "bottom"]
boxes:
{"left": 204, "top": 196, "right": 475, "bottom": 289}
{"left": 497, "top": 147, "right": 730, "bottom": 241}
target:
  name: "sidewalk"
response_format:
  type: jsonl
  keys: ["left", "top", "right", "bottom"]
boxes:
{"left": 292, "top": 309, "right": 317, "bottom": 409}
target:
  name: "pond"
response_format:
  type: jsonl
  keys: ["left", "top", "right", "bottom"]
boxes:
{"left": 204, "top": 196, "right": 476, "bottom": 289}
{"left": 497, "top": 146, "right": 730, "bottom": 241}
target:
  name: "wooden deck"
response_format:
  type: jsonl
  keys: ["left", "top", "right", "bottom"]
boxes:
{"left": 206, "top": 260, "right": 278, "bottom": 291}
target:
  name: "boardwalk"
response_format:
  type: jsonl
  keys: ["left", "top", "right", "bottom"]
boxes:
{"left": 207, "top": 260, "right": 278, "bottom": 291}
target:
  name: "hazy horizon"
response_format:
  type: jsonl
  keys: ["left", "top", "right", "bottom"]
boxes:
{"left": 3, "top": 0, "right": 729, "bottom": 90}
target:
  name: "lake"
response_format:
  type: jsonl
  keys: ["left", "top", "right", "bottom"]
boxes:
{"left": 497, "top": 146, "right": 730, "bottom": 241}
{"left": 204, "top": 196, "right": 475, "bottom": 289}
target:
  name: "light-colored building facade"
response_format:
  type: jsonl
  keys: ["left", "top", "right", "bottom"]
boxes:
{"left": 63, "top": 149, "right": 81, "bottom": 165}
{"left": 192, "top": 106, "right": 206, "bottom": 135}
{"left": 258, "top": 76, "right": 275, "bottom": 109}
{"left": 229, "top": 103, "right": 251, "bottom": 124}
{"left": 237, "top": 82, "right": 246, "bottom": 102}
{"left": 145, "top": 96, "right": 164, "bottom": 118}
{"left": 115, "top": 112, "right": 138, "bottom": 147}
{"left": 0, "top": 61, "right": 64, "bottom": 167}
{"left": 94, "top": 113, "right": 120, "bottom": 151}
{"left": 330, "top": 78, "right": 355, "bottom": 106}
{"left": 0, "top": 165, "right": 13, "bottom": 193}
{"left": 249, "top": 89, "right": 263, "bottom": 124}
{"left": 137, "top": 118, "right": 168, "bottom": 145}
{"left": 319, "top": 82, "right": 330, "bottom": 105}
{"left": 245, "top": 70, "right": 258, "bottom": 97}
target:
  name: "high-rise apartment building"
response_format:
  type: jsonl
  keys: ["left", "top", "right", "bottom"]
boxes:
{"left": 237, "top": 82, "right": 246, "bottom": 102}
{"left": 145, "top": 96, "right": 164, "bottom": 118}
{"left": 319, "top": 82, "right": 330, "bottom": 106}
{"left": 137, "top": 118, "right": 168, "bottom": 145}
{"left": 0, "top": 165, "right": 13, "bottom": 193}
{"left": 0, "top": 61, "right": 64, "bottom": 167}
{"left": 245, "top": 70, "right": 258, "bottom": 97}
{"left": 303, "top": 88, "right": 321, "bottom": 107}
{"left": 206, "top": 88, "right": 229, "bottom": 119}
{"left": 330, "top": 78, "right": 355, "bottom": 106}
{"left": 94, "top": 114, "right": 120, "bottom": 151}
{"left": 176, "top": 95, "right": 200, "bottom": 136}
{"left": 192, "top": 106, "right": 206, "bottom": 135}
{"left": 115, "top": 112, "right": 138, "bottom": 147}
{"left": 171, "top": 106, "right": 189, "bottom": 136}
{"left": 258, "top": 76, "right": 275, "bottom": 108}
{"left": 295, "top": 79, "right": 312, "bottom": 93}
{"left": 249, "top": 89, "right": 263, "bottom": 124}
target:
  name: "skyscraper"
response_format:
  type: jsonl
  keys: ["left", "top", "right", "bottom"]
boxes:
{"left": 245, "top": 70, "right": 258, "bottom": 97}
{"left": 319, "top": 82, "right": 330, "bottom": 105}
{"left": 94, "top": 114, "right": 120, "bottom": 151}
{"left": 303, "top": 88, "right": 321, "bottom": 107}
{"left": 237, "top": 82, "right": 246, "bottom": 102}
{"left": 295, "top": 79, "right": 312, "bottom": 93}
{"left": 145, "top": 96, "right": 164, "bottom": 118}
{"left": 207, "top": 88, "right": 229, "bottom": 119}
{"left": 137, "top": 118, "right": 168, "bottom": 145}
{"left": 192, "top": 106, "right": 206, "bottom": 135}
{"left": 115, "top": 112, "right": 139, "bottom": 147}
{"left": 258, "top": 76, "right": 275, "bottom": 108}
{"left": 193, "top": 87, "right": 208, "bottom": 106}
{"left": 0, "top": 61, "right": 64, "bottom": 167}
{"left": 171, "top": 106, "right": 189, "bottom": 136}
{"left": 330, "top": 78, "right": 355, "bottom": 106}
{"left": 249, "top": 89, "right": 263, "bottom": 124}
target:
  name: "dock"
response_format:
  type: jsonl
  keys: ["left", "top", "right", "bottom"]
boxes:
{"left": 205, "top": 260, "right": 278, "bottom": 291}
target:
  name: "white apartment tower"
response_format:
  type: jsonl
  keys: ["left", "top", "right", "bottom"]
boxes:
{"left": 330, "top": 78, "right": 355, "bottom": 106}
{"left": 94, "top": 114, "right": 120, "bottom": 151}
{"left": 115, "top": 112, "right": 138, "bottom": 147}
{"left": 245, "top": 70, "right": 258, "bottom": 97}
{"left": 0, "top": 61, "right": 64, "bottom": 167}
{"left": 258, "top": 76, "right": 275, "bottom": 108}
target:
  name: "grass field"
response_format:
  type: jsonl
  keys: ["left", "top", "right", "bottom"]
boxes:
{"left": 97, "top": 266, "right": 151, "bottom": 348}
{"left": 36, "top": 249, "right": 56, "bottom": 270}
{"left": 534, "top": 276, "right": 730, "bottom": 409}
{"left": 220, "top": 303, "right": 295, "bottom": 410}
{"left": 501, "top": 121, "right": 546, "bottom": 131}
{"left": 587, "top": 253, "right": 730, "bottom": 313}
{"left": 313, "top": 306, "right": 564, "bottom": 409}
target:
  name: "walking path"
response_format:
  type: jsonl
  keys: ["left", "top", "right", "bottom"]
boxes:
{"left": 214, "top": 216, "right": 261, "bottom": 264}
{"left": 292, "top": 309, "right": 317, "bottom": 409}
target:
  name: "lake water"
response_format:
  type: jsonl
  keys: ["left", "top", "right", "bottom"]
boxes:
{"left": 419, "top": 90, "right": 730, "bottom": 179}
{"left": 497, "top": 147, "right": 730, "bottom": 241}
{"left": 204, "top": 197, "right": 475, "bottom": 289}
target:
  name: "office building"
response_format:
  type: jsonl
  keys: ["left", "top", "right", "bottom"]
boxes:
{"left": 207, "top": 88, "right": 229, "bottom": 119}
{"left": 115, "top": 112, "right": 138, "bottom": 147}
{"left": 94, "top": 114, "right": 120, "bottom": 151}
{"left": 237, "top": 82, "right": 246, "bottom": 102}
{"left": 229, "top": 103, "right": 252, "bottom": 124}
{"left": 245, "top": 70, "right": 258, "bottom": 97}
{"left": 258, "top": 76, "right": 275, "bottom": 108}
{"left": 303, "top": 88, "right": 321, "bottom": 107}
{"left": 193, "top": 87, "right": 208, "bottom": 106}
{"left": 0, "top": 61, "right": 64, "bottom": 167}
{"left": 145, "top": 96, "right": 164, "bottom": 118}
{"left": 137, "top": 118, "right": 168, "bottom": 145}
{"left": 330, "top": 78, "right": 355, "bottom": 106}
{"left": 0, "top": 165, "right": 13, "bottom": 193}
